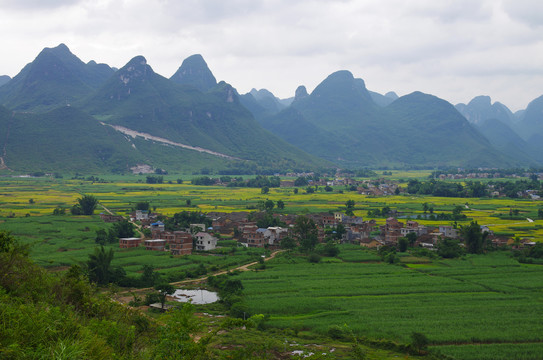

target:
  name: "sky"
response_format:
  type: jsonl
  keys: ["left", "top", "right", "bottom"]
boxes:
{"left": 1, "top": 0, "right": 542, "bottom": 111}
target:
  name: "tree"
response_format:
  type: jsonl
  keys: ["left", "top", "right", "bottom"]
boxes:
{"left": 140, "top": 264, "right": 159, "bottom": 287}
{"left": 276, "top": 200, "right": 285, "bottom": 210}
{"left": 405, "top": 232, "right": 418, "bottom": 246}
{"left": 345, "top": 200, "right": 355, "bottom": 216}
{"left": 410, "top": 332, "right": 429, "bottom": 354}
{"left": 292, "top": 216, "right": 318, "bottom": 252}
{"left": 155, "top": 282, "right": 176, "bottom": 309}
{"left": 323, "top": 241, "right": 340, "bottom": 257}
{"left": 437, "top": 237, "right": 463, "bottom": 258}
{"left": 264, "top": 199, "right": 274, "bottom": 211}
{"left": 294, "top": 177, "right": 308, "bottom": 187}
{"left": 335, "top": 223, "right": 346, "bottom": 240}
{"left": 280, "top": 236, "right": 297, "bottom": 250}
{"left": 261, "top": 186, "right": 269, "bottom": 194}
{"left": 112, "top": 220, "right": 136, "bottom": 239}
{"left": 459, "top": 221, "right": 488, "bottom": 254}
{"left": 135, "top": 201, "right": 150, "bottom": 211}
{"left": 87, "top": 246, "right": 114, "bottom": 285}
{"left": 77, "top": 194, "right": 98, "bottom": 215}
{"left": 398, "top": 237, "right": 408, "bottom": 252}
{"left": 95, "top": 229, "right": 108, "bottom": 245}
{"left": 293, "top": 188, "right": 299, "bottom": 194}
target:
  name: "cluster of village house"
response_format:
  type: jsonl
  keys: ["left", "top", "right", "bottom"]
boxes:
{"left": 101, "top": 207, "right": 533, "bottom": 255}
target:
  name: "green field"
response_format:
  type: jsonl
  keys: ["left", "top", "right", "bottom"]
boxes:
{"left": 233, "top": 248, "right": 543, "bottom": 359}
{"left": 1, "top": 175, "right": 543, "bottom": 359}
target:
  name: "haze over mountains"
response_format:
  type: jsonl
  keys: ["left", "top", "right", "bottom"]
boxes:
{"left": 0, "top": 44, "right": 542, "bottom": 174}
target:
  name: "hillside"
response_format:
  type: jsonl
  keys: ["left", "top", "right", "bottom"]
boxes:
{"left": 82, "top": 56, "right": 327, "bottom": 170}
{"left": 0, "top": 105, "right": 247, "bottom": 173}
{"left": 476, "top": 118, "right": 541, "bottom": 165}
{"left": 0, "top": 44, "right": 113, "bottom": 112}
{"left": 264, "top": 71, "right": 513, "bottom": 167}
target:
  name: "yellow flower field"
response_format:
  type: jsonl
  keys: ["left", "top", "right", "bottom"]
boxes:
{"left": 1, "top": 177, "right": 542, "bottom": 241}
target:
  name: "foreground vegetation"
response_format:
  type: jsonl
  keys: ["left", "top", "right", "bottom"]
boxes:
{"left": 1, "top": 232, "right": 440, "bottom": 359}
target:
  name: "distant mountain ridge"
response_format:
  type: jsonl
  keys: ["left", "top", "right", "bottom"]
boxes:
{"left": 263, "top": 72, "right": 528, "bottom": 167}
{"left": 0, "top": 43, "right": 541, "bottom": 173}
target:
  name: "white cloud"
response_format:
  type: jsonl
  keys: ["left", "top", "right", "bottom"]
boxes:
{"left": 0, "top": 0, "right": 541, "bottom": 111}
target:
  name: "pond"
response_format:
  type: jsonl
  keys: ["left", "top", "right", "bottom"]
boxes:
{"left": 172, "top": 289, "right": 219, "bottom": 304}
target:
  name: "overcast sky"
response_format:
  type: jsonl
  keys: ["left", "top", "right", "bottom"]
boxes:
{"left": 1, "top": 0, "right": 542, "bottom": 111}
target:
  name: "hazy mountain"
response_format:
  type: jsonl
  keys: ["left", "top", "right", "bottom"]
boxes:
{"left": 516, "top": 95, "right": 543, "bottom": 139}
{"left": 455, "top": 96, "right": 515, "bottom": 126}
{"left": 169, "top": 54, "right": 217, "bottom": 92}
{"left": 265, "top": 71, "right": 513, "bottom": 167}
{"left": 0, "top": 44, "right": 114, "bottom": 112}
{"left": 0, "top": 75, "right": 11, "bottom": 87}
{"left": 83, "top": 55, "right": 327, "bottom": 170}
{"left": 239, "top": 88, "right": 287, "bottom": 122}
{"left": 369, "top": 90, "right": 398, "bottom": 107}
{"left": 476, "top": 118, "right": 541, "bottom": 165}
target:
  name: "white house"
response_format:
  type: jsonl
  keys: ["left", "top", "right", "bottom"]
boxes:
{"left": 194, "top": 232, "right": 218, "bottom": 251}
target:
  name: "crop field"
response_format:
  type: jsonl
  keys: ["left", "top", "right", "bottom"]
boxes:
{"left": 234, "top": 248, "right": 543, "bottom": 360}
{"left": 1, "top": 175, "right": 543, "bottom": 359}
{"left": 1, "top": 176, "right": 542, "bottom": 269}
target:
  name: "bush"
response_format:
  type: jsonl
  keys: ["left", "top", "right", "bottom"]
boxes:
{"left": 308, "top": 253, "right": 321, "bottom": 263}
{"left": 328, "top": 325, "right": 345, "bottom": 339}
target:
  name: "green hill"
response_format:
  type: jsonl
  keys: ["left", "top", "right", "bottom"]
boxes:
{"left": 264, "top": 71, "right": 514, "bottom": 168}
{"left": 0, "top": 105, "right": 245, "bottom": 174}
{"left": 82, "top": 56, "right": 328, "bottom": 170}
{"left": 0, "top": 44, "right": 114, "bottom": 112}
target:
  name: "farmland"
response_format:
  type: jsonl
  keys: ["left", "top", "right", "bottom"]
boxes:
{"left": 1, "top": 174, "right": 543, "bottom": 359}
{"left": 234, "top": 247, "right": 543, "bottom": 360}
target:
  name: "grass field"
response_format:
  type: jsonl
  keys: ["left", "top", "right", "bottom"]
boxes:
{"left": 233, "top": 247, "right": 543, "bottom": 360}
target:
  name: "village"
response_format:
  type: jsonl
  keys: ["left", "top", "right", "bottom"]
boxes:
{"left": 101, "top": 205, "right": 537, "bottom": 257}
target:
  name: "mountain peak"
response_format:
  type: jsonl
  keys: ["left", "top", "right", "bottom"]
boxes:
{"left": 170, "top": 54, "right": 217, "bottom": 92}
{"left": 295, "top": 86, "right": 309, "bottom": 100}
{"left": 117, "top": 56, "right": 153, "bottom": 84}
{"left": 468, "top": 95, "right": 492, "bottom": 107}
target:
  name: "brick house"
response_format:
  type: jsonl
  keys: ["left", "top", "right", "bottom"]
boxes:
{"left": 119, "top": 237, "right": 141, "bottom": 248}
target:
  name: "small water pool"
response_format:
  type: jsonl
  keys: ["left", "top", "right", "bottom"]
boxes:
{"left": 172, "top": 289, "right": 219, "bottom": 304}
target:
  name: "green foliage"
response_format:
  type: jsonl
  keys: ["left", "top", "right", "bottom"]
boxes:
{"left": 0, "top": 232, "right": 157, "bottom": 359}
{"left": 460, "top": 221, "right": 488, "bottom": 254}
{"left": 77, "top": 194, "right": 99, "bottom": 215}
{"left": 86, "top": 246, "right": 115, "bottom": 285}
{"left": 134, "top": 201, "right": 150, "bottom": 211}
{"left": 438, "top": 238, "right": 464, "bottom": 258}
{"left": 154, "top": 282, "right": 176, "bottom": 309}
{"left": 308, "top": 253, "right": 322, "bottom": 263}
{"left": 292, "top": 216, "right": 318, "bottom": 252}
{"left": 398, "top": 237, "right": 408, "bottom": 252}
{"left": 410, "top": 331, "right": 429, "bottom": 353}
{"left": 322, "top": 241, "right": 340, "bottom": 257}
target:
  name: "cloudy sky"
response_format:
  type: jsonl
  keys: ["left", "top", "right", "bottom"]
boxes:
{"left": 1, "top": 0, "right": 542, "bottom": 111}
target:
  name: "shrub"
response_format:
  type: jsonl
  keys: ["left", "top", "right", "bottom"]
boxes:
{"left": 308, "top": 253, "right": 321, "bottom": 263}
